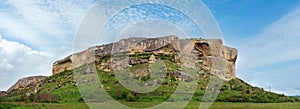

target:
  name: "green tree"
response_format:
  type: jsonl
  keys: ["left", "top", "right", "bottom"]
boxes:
{"left": 29, "top": 94, "right": 35, "bottom": 102}
{"left": 121, "top": 91, "right": 129, "bottom": 99}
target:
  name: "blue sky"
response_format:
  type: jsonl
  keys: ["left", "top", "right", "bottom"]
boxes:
{"left": 203, "top": 0, "right": 300, "bottom": 95}
{"left": 0, "top": 0, "right": 300, "bottom": 95}
{"left": 204, "top": 0, "right": 300, "bottom": 42}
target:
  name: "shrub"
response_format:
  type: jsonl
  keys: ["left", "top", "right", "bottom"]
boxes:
{"left": 141, "top": 75, "right": 150, "bottom": 82}
{"left": 121, "top": 91, "right": 129, "bottom": 99}
{"left": 34, "top": 93, "right": 59, "bottom": 103}
{"left": 126, "top": 93, "right": 136, "bottom": 101}
{"left": 78, "top": 97, "right": 84, "bottom": 102}
{"left": 29, "top": 94, "right": 35, "bottom": 102}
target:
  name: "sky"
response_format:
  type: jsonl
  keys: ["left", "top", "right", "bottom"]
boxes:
{"left": 0, "top": 0, "right": 300, "bottom": 96}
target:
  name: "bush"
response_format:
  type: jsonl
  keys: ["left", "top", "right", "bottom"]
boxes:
{"left": 227, "top": 95, "right": 244, "bottom": 102}
{"left": 0, "top": 104, "right": 17, "bottom": 109}
{"left": 141, "top": 76, "right": 150, "bottom": 82}
{"left": 29, "top": 94, "right": 35, "bottom": 102}
{"left": 126, "top": 93, "right": 136, "bottom": 101}
{"left": 221, "top": 84, "right": 230, "bottom": 91}
{"left": 34, "top": 93, "right": 59, "bottom": 103}
{"left": 121, "top": 91, "right": 129, "bottom": 99}
{"left": 232, "top": 85, "right": 243, "bottom": 91}
{"left": 78, "top": 97, "right": 84, "bottom": 102}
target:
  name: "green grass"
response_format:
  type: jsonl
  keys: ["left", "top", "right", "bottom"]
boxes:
{"left": 1, "top": 102, "right": 300, "bottom": 109}
{"left": 1, "top": 53, "right": 299, "bottom": 108}
{"left": 187, "top": 102, "right": 300, "bottom": 109}
{"left": 0, "top": 102, "right": 89, "bottom": 109}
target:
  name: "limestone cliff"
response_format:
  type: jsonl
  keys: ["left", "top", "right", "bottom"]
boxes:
{"left": 7, "top": 76, "right": 46, "bottom": 94}
{"left": 52, "top": 35, "right": 237, "bottom": 81}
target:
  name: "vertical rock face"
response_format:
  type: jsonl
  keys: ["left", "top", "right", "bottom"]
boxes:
{"left": 52, "top": 36, "right": 238, "bottom": 81}
{"left": 7, "top": 76, "right": 46, "bottom": 94}
{"left": 52, "top": 56, "right": 73, "bottom": 75}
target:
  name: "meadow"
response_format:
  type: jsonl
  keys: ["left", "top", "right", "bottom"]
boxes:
{"left": 1, "top": 102, "right": 300, "bottom": 109}
{"left": 1, "top": 54, "right": 299, "bottom": 109}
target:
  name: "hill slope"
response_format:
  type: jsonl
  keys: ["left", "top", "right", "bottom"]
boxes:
{"left": 1, "top": 36, "right": 298, "bottom": 108}
{"left": 1, "top": 54, "right": 298, "bottom": 108}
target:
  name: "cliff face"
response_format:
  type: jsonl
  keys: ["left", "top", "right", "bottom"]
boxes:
{"left": 52, "top": 36, "right": 237, "bottom": 81}
{"left": 0, "top": 91, "right": 7, "bottom": 97}
{"left": 7, "top": 76, "right": 46, "bottom": 94}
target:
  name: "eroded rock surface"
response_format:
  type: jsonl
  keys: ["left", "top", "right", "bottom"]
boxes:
{"left": 7, "top": 76, "right": 46, "bottom": 94}
{"left": 52, "top": 36, "right": 238, "bottom": 81}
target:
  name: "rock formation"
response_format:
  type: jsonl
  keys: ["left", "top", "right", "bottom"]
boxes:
{"left": 0, "top": 91, "right": 7, "bottom": 97}
{"left": 7, "top": 76, "right": 46, "bottom": 94}
{"left": 52, "top": 35, "right": 237, "bottom": 81}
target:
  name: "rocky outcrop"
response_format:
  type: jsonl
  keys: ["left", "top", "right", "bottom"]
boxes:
{"left": 7, "top": 76, "right": 46, "bottom": 94}
{"left": 52, "top": 35, "right": 238, "bottom": 81}
{"left": 0, "top": 91, "right": 7, "bottom": 97}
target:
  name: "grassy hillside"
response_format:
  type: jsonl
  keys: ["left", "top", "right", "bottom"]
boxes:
{"left": 0, "top": 54, "right": 298, "bottom": 108}
{"left": 2, "top": 102, "right": 300, "bottom": 109}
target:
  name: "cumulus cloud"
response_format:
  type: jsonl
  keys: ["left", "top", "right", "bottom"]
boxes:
{"left": 0, "top": 0, "right": 95, "bottom": 51}
{"left": 0, "top": 0, "right": 299, "bottom": 96}
{"left": 0, "top": 0, "right": 96, "bottom": 91}
{"left": 0, "top": 35, "right": 53, "bottom": 91}
{"left": 237, "top": 7, "right": 300, "bottom": 95}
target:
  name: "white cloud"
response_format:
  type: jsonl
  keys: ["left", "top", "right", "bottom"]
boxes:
{"left": 0, "top": 35, "right": 53, "bottom": 91}
{"left": 0, "top": 1, "right": 96, "bottom": 91}
{"left": 236, "top": 6, "right": 300, "bottom": 95}
{"left": 1, "top": 0, "right": 297, "bottom": 96}
{"left": 0, "top": 0, "right": 95, "bottom": 51}
{"left": 237, "top": 6, "right": 300, "bottom": 69}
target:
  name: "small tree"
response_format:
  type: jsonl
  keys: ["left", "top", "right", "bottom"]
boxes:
{"left": 29, "top": 94, "right": 35, "bottom": 102}
{"left": 121, "top": 91, "right": 129, "bottom": 99}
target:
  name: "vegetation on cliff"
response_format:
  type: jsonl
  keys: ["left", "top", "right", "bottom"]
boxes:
{"left": 1, "top": 54, "right": 298, "bottom": 109}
